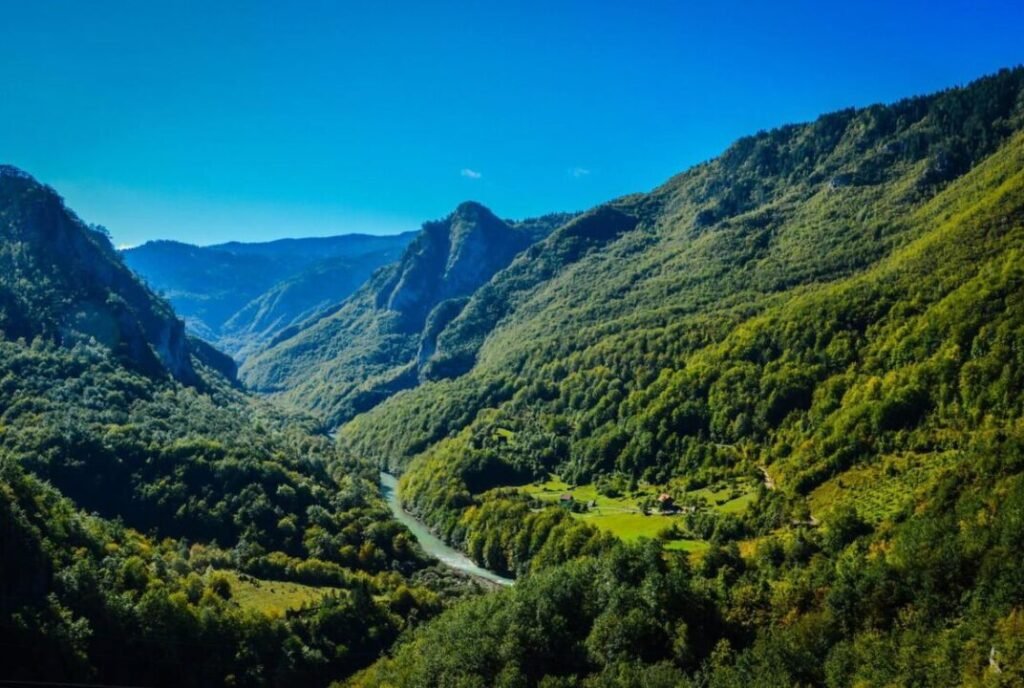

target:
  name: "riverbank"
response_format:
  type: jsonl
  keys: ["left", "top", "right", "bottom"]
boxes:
{"left": 379, "top": 472, "right": 513, "bottom": 586}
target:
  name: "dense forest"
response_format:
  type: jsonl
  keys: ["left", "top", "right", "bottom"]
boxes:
{"left": 3, "top": 67, "right": 1024, "bottom": 687}
{"left": 0, "top": 168, "right": 468, "bottom": 686}
{"left": 334, "top": 68, "right": 1024, "bottom": 685}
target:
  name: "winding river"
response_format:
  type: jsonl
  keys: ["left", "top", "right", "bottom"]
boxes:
{"left": 379, "top": 472, "right": 513, "bottom": 586}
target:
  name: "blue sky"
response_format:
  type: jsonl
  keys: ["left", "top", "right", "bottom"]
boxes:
{"left": 1, "top": 1, "right": 1022, "bottom": 247}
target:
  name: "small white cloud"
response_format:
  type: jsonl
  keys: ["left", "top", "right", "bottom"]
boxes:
{"left": 569, "top": 167, "right": 591, "bottom": 178}
{"left": 460, "top": 168, "right": 482, "bottom": 179}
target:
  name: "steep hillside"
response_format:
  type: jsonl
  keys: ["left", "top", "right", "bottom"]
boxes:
{"left": 0, "top": 166, "right": 207, "bottom": 383}
{"left": 0, "top": 169, "right": 461, "bottom": 687}
{"left": 342, "top": 67, "right": 1024, "bottom": 688}
{"left": 342, "top": 67, "right": 1024, "bottom": 480}
{"left": 240, "top": 203, "right": 572, "bottom": 426}
{"left": 419, "top": 205, "right": 639, "bottom": 380}
{"left": 123, "top": 231, "right": 413, "bottom": 356}
{"left": 339, "top": 67, "right": 1024, "bottom": 555}
{"left": 217, "top": 248, "right": 407, "bottom": 360}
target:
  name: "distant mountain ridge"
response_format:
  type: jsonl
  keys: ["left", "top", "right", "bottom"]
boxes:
{"left": 122, "top": 230, "right": 415, "bottom": 358}
{"left": 206, "top": 232, "right": 411, "bottom": 257}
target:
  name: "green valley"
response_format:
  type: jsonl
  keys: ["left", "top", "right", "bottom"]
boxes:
{"left": 0, "top": 168, "right": 466, "bottom": 686}
{"left": 4, "top": 43, "right": 1024, "bottom": 688}
{"left": 522, "top": 474, "right": 757, "bottom": 550}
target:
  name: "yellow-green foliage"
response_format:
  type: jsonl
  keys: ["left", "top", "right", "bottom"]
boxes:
{"left": 218, "top": 570, "right": 343, "bottom": 617}
{"left": 808, "top": 451, "right": 959, "bottom": 522}
{"left": 339, "top": 69, "right": 1024, "bottom": 687}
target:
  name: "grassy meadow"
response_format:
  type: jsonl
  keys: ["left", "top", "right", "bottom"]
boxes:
{"left": 219, "top": 571, "right": 343, "bottom": 617}
{"left": 522, "top": 474, "right": 759, "bottom": 552}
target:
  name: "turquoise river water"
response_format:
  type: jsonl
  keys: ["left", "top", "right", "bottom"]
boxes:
{"left": 379, "top": 472, "right": 513, "bottom": 586}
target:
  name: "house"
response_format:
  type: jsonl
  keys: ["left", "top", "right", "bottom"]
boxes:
{"left": 657, "top": 493, "right": 676, "bottom": 512}
{"left": 558, "top": 493, "right": 574, "bottom": 508}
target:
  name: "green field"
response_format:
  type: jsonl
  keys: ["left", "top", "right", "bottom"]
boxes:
{"left": 684, "top": 482, "right": 759, "bottom": 515}
{"left": 523, "top": 475, "right": 754, "bottom": 552}
{"left": 219, "top": 571, "right": 342, "bottom": 617}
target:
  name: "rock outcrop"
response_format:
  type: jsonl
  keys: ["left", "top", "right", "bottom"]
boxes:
{"left": 0, "top": 165, "right": 209, "bottom": 384}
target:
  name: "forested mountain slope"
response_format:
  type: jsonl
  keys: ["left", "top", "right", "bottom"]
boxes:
{"left": 241, "top": 202, "right": 573, "bottom": 426}
{"left": 216, "top": 248, "right": 410, "bottom": 361}
{"left": 338, "top": 67, "right": 1024, "bottom": 687}
{"left": 0, "top": 169, "right": 460, "bottom": 687}
{"left": 0, "top": 166, "right": 217, "bottom": 383}
{"left": 6, "top": 64, "right": 1024, "bottom": 688}
{"left": 342, "top": 67, "right": 1024, "bottom": 481}
{"left": 123, "top": 232, "right": 414, "bottom": 358}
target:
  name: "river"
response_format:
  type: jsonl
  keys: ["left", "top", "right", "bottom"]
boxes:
{"left": 379, "top": 472, "right": 513, "bottom": 586}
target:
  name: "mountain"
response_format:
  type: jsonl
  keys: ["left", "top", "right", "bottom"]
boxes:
{"left": 0, "top": 167, "right": 462, "bottom": 686}
{"left": 342, "top": 67, "right": 1024, "bottom": 481}
{"left": 8, "top": 65, "right": 1024, "bottom": 688}
{"left": 215, "top": 247, "right": 413, "bottom": 361}
{"left": 122, "top": 231, "right": 414, "bottom": 358}
{"left": 240, "top": 203, "right": 573, "bottom": 426}
{"left": 337, "top": 68, "right": 1024, "bottom": 686}
{"left": 0, "top": 165, "right": 228, "bottom": 383}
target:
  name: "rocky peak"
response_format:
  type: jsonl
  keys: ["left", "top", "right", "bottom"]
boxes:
{"left": 381, "top": 201, "right": 530, "bottom": 329}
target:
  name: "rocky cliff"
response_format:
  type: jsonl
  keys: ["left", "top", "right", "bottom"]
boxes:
{"left": 0, "top": 165, "right": 209, "bottom": 384}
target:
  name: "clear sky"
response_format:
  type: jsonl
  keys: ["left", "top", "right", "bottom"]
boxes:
{"left": 1, "top": 1, "right": 1022, "bottom": 247}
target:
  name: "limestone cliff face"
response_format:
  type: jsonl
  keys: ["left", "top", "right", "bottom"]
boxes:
{"left": 0, "top": 165, "right": 204, "bottom": 384}
{"left": 419, "top": 205, "right": 639, "bottom": 381}
{"left": 380, "top": 202, "right": 531, "bottom": 330}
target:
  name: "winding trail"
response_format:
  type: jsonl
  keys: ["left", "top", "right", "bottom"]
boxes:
{"left": 379, "top": 472, "right": 513, "bottom": 586}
